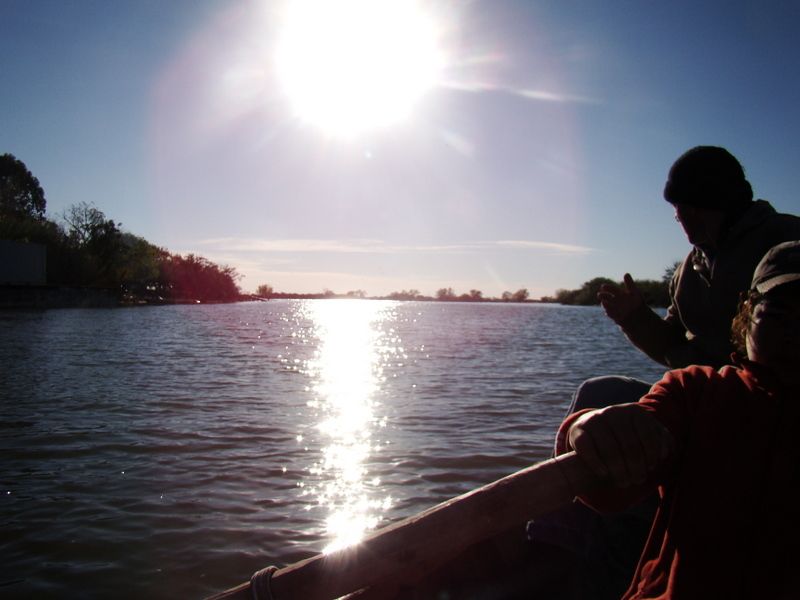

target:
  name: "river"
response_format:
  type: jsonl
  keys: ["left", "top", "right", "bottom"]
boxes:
{"left": 0, "top": 300, "right": 667, "bottom": 599}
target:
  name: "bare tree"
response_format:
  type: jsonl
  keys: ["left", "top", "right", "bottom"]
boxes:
{"left": 62, "top": 202, "right": 117, "bottom": 247}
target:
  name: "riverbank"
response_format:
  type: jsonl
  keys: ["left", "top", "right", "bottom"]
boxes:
{"left": 0, "top": 284, "right": 119, "bottom": 309}
{"left": 1, "top": 285, "right": 555, "bottom": 310}
{"left": 0, "top": 285, "right": 261, "bottom": 309}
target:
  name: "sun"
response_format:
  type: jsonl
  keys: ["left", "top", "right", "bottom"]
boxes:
{"left": 275, "top": 0, "right": 445, "bottom": 138}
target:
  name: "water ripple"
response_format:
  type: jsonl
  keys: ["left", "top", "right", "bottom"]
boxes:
{"left": 0, "top": 301, "right": 667, "bottom": 598}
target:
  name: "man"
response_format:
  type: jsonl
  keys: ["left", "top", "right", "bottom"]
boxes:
{"left": 528, "top": 146, "right": 800, "bottom": 600}
{"left": 599, "top": 145, "right": 800, "bottom": 370}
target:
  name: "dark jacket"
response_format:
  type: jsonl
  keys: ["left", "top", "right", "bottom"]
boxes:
{"left": 620, "top": 200, "right": 800, "bottom": 368}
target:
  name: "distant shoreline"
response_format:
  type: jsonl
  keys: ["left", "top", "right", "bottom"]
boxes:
{"left": 0, "top": 284, "right": 248, "bottom": 310}
{"left": 0, "top": 285, "right": 552, "bottom": 310}
{"left": 257, "top": 292, "right": 548, "bottom": 303}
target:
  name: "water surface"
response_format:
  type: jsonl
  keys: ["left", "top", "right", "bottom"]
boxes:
{"left": 0, "top": 300, "right": 667, "bottom": 599}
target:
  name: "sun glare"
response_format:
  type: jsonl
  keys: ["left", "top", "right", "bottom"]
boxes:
{"left": 301, "top": 300, "right": 396, "bottom": 552}
{"left": 275, "top": 0, "right": 445, "bottom": 138}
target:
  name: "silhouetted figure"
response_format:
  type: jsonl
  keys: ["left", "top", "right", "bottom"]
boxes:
{"left": 527, "top": 147, "right": 800, "bottom": 599}
{"left": 559, "top": 241, "right": 800, "bottom": 599}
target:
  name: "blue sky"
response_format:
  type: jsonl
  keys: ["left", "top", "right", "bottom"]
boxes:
{"left": 2, "top": 1, "right": 800, "bottom": 297}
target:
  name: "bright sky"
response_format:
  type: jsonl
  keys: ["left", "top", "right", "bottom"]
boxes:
{"left": 2, "top": 1, "right": 800, "bottom": 298}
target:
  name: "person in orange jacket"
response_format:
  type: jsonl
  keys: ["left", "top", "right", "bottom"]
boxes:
{"left": 558, "top": 240, "right": 800, "bottom": 599}
{"left": 528, "top": 147, "right": 800, "bottom": 600}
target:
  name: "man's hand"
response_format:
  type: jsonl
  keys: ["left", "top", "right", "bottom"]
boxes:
{"left": 568, "top": 403, "right": 674, "bottom": 488}
{"left": 597, "top": 273, "right": 646, "bottom": 324}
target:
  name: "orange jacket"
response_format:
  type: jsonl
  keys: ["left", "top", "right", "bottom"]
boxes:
{"left": 557, "top": 362, "right": 799, "bottom": 599}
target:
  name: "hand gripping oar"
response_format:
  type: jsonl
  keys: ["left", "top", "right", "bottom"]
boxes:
{"left": 205, "top": 451, "right": 599, "bottom": 600}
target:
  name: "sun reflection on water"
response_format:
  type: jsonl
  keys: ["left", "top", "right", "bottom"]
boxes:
{"left": 301, "top": 299, "right": 397, "bottom": 553}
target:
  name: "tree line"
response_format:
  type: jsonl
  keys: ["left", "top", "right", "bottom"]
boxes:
{"left": 542, "top": 266, "right": 679, "bottom": 308}
{"left": 382, "top": 287, "right": 531, "bottom": 302}
{"left": 254, "top": 275, "right": 676, "bottom": 307}
{"left": 1, "top": 153, "right": 241, "bottom": 303}
{"left": 253, "top": 284, "right": 535, "bottom": 303}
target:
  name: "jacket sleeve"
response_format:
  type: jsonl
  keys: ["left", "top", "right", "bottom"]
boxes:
{"left": 555, "top": 369, "right": 701, "bottom": 513}
{"left": 616, "top": 259, "right": 706, "bottom": 368}
{"left": 554, "top": 408, "right": 660, "bottom": 513}
{"left": 615, "top": 303, "right": 688, "bottom": 368}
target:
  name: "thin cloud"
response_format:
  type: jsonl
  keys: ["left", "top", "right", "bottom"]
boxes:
{"left": 493, "top": 240, "right": 593, "bottom": 253}
{"left": 200, "top": 238, "right": 403, "bottom": 253}
{"left": 439, "top": 80, "right": 599, "bottom": 105}
{"left": 516, "top": 88, "right": 598, "bottom": 104}
{"left": 198, "top": 237, "right": 594, "bottom": 255}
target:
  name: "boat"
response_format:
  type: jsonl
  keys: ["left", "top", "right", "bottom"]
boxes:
{"left": 206, "top": 452, "right": 597, "bottom": 600}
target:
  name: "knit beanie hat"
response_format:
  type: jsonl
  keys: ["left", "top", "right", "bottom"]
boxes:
{"left": 663, "top": 146, "right": 753, "bottom": 210}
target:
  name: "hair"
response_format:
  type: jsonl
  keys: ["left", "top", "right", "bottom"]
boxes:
{"left": 730, "top": 280, "right": 800, "bottom": 354}
{"left": 731, "top": 289, "right": 761, "bottom": 355}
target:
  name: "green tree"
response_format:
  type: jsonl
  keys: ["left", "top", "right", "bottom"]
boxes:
{"left": 388, "top": 289, "right": 420, "bottom": 300}
{"left": 116, "top": 234, "right": 161, "bottom": 296}
{"left": 663, "top": 260, "right": 682, "bottom": 283}
{"left": 554, "top": 288, "right": 578, "bottom": 304}
{"left": 572, "top": 277, "right": 615, "bottom": 305}
{"left": 511, "top": 288, "right": 530, "bottom": 302}
{"left": 62, "top": 202, "right": 123, "bottom": 286}
{"left": 0, "top": 211, "right": 63, "bottom": 244}
{"left": 160, "top": 253, "right": 240, "bottom": 302}
{"left": 256, "top": 284, "right": 274, "bottom": 297}
{"left": 552, "top": 270, "right": 672, "bottom": 308}
{"left": 636, "top": 279, "right": 671, "bottom": 307}
{"left": 0, "top": 154, "right": 46, "bottom": 221}
{"left": 436, "top": 287, "right": 456, "bottom": 300}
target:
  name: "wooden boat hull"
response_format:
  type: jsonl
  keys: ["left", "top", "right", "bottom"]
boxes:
{"left": 207, "top": 453, "right": 596, "bottom": 600}
{"left": 345, "top": 524, "right": 577, "bottom": 599}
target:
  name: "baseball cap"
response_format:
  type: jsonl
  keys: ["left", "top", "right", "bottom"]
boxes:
{"left": 751, "top": 240, "right": 800, "bottom": 294}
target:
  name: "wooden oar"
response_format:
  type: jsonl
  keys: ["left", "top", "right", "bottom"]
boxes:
{"left": 206, "top": 451, "right": 598, "bottom": 600}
